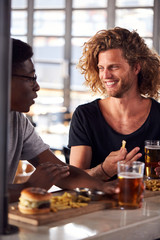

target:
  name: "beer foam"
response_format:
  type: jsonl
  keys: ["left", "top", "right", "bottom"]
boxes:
{"left": 145, "top": 145, "right": 160, "bottom": 150}
{"left": 118, "top": 172, "right": 142, "bottom": 179}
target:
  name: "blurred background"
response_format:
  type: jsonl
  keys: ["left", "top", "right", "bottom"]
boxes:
{"left": 10, "top": 0, "right": 160, "bottom": 160}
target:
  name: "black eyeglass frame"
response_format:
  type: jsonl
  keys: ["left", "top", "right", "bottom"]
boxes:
{"left": 12, "top": 74, "right": 37, "bottom": 83}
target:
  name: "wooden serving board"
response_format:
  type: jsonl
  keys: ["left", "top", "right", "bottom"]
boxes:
{"left": 144, "top": 189, "right": 160, "bottom": 198}
{"left": 8, "top": 191, "right": 115, "bottom": 226}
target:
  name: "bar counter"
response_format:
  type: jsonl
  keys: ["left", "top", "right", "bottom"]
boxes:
{"left": 2, "top": 193, "right": 160, "bottom": 240}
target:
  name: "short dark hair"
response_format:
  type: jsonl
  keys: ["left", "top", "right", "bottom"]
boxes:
{"left": 12, "top": 38, "right": 33, "bottom": 73}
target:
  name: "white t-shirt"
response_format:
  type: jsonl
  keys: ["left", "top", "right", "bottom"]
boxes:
{"left": 8, "top": 111, "right": 49, "bottom": 183}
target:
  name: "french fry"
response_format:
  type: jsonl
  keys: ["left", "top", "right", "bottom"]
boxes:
{"left": 122, "top": 140, "right": 126, "bottom": 148}
{"left": 50, "top": 192, "right": 91, "bottom": 212}
{"left": 76, "top": 195, "right": 91, "bottom": 202}
{"left": 145, "top": 179, "right": 160, "bottom": 191}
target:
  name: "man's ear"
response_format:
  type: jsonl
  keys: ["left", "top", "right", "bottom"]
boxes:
{"left": 134, "top": 63, "right": 141, "bottom": 75}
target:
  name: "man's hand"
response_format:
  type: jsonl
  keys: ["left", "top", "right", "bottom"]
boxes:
{"left": 101, "top": 179, "right": 120, "bottom": 195}
{"left": 138, "top": 179, "right": 145, "bottom": 208}
{"left": 27, "top": 163, "right": 70, "bottom": 190}
{"left": 155, "top": 161, "right": 160, "bottom": 177}
{"left": 102, "top": 147, "right": 142, "bottom": 178}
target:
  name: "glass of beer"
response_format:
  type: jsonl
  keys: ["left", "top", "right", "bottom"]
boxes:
{"left": 145, "top": 140, "right": 160, "bottom": 179}
{"left": 117, "top": 161, "right": 144, "bottom": 209}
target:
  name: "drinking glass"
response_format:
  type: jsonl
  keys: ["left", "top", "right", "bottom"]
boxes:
{"left": 117, "top": 161, "right": 145, "bottom": 209}
{"left": 145, "top": 140, "right": 160, "bottom": 179}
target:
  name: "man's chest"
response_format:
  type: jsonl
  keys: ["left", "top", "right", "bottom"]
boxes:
{"left": 103, "top": 113, "right": 148, "bottom": 135}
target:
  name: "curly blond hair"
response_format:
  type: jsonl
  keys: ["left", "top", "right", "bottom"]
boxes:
{"left": 77, "top": 27, "right": 160, "bottom": 98}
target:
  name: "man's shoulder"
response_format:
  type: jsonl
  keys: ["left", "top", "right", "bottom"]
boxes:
{"left": 10, "top": 111, "right": 33, "bottom": 132}
{"left": 75, "top": 98, "right": 100, "bottom": 113}
{"left": 150, "top": 98, "right": 160, "bottom": 117}
{"left": 151, "top": 98, "right": 160, "bottom": 109}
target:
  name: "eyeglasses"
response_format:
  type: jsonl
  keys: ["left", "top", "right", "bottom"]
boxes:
{"left": 12, "top": 74, "right": 37, "bottom": 85}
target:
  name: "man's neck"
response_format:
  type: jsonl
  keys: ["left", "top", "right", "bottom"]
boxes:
{"left": 108, "top": 92, "right": 146, "bottom": 115}
{"left": 99, "top": 95, "right": 151, "bottom": 135}
{"left": 100, "top": 93, "right": 151, "bottom": 123}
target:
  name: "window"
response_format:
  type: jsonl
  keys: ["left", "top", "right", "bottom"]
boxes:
{"left": 115, "top": 0, "right": 154, "bottom": 48}
{"left": 11, "top": 0, "right": 160, "bottom": 149}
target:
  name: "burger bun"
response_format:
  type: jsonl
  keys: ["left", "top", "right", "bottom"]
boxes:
{"left": 18, "top": 187, "right": 52, "bottom": 215}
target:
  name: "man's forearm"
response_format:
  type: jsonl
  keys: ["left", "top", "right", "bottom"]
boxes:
{"left": 8, "top": 164, "right": 110, "bottom": 203}
{"left": 55, "top": 165, "right": 104, "bottom": 190}
{"left": 84, "top": 164, "right": 110, "bottom": 181}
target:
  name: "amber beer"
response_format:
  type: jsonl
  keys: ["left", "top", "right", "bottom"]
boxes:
{"left": 118, "top": 172, "right": 143, "bottom": 209}
{"left": 117, "top": 161, "right": 144, "bottom": 209}
{"left": 145, "top": 141, "right": 160, "bottom": 179}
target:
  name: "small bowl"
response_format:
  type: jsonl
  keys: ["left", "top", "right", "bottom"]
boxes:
{"left": 74, "top": 188, "right": 90, "bottom": 197}
{"left": 87, "top": 190, "right": 106, "bottom": 201}
{"left": 74, "top": 188, "right": 106, "bottom": 201}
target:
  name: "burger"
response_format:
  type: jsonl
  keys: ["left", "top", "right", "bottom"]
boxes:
{"left": 18, "top": 187, "right": 52, "bottom": 214}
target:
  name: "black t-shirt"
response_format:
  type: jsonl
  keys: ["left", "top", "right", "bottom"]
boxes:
{"left": 68, "top": 98, "right": 160, "bottom": 170}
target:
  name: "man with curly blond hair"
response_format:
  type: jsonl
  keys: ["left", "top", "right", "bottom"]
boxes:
{"left": 68, "top": 27, "right": 160, "bottom": 181}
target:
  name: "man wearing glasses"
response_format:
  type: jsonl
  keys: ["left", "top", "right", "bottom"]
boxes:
{"left": 9, "top": 38, "right": 124, "bottom": 202}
